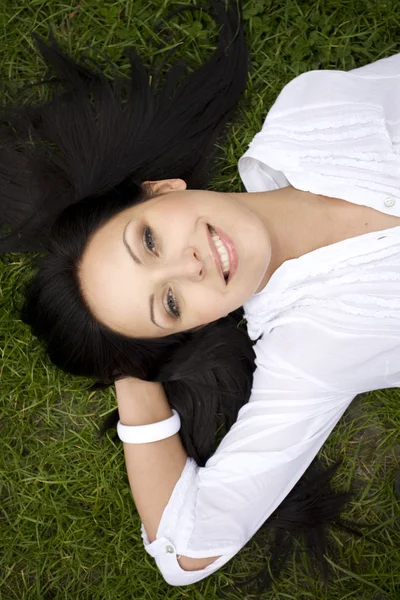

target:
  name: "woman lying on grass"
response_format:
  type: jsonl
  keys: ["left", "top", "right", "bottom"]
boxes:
{"left": 1, "top": 0, "right": 399, "bottom": 593}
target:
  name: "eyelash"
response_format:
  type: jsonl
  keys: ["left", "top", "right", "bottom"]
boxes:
{"left": 143, "top": 226, "right": 157, "bottom": 256}
{"left": 165, "top": 289, "right": 180, "bottom": 319}
{"left": 142, "top": 226, "right": 181, "bottom": 319}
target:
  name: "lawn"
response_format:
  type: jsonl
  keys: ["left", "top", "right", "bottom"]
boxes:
{"left": 1, "top": 0, "right": 400, "bottom": 599}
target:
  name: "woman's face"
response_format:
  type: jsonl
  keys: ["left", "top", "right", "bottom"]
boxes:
{"left": 79, "top": 180, "right": 271, "bottom": 338}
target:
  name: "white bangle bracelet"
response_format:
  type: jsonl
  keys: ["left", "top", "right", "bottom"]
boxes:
{"left": 117, "top": 409, "right": 181, "bottom": 444}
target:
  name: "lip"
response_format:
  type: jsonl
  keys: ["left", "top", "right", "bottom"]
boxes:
{"left": 211, "top": 224, "right": 238, "bottom": 284}
{"left": 207, "top": 225, "right": 225, "bottom": 284}
{"left": 207, "top": 224, "right": 239, "bottom": 285}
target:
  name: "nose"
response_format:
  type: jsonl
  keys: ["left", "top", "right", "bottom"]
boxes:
{"left": 160, "top": 248, "right": 205, "bottom": 282}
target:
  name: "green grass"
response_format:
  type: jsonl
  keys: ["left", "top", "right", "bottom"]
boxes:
{"left": 1, "top": 0, "right": 400, "bottom": 598}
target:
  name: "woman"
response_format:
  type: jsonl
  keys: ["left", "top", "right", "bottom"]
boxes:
{"left": 1, "top": 0, "right": 399, "bottom": 593}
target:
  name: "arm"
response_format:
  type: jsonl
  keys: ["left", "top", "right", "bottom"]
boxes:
{"left": 115, "top": 377, "right": 221, "bottom": 571}
{"left": 115, "top": 329, "right": 359, "bottom": 585}
{"left": 116, "top": 287, "right": 400, "bottom": 586}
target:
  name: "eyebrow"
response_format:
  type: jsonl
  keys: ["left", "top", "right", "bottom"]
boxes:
{"left": 122, "top": 222, "right": 167, "bottom": 330}
{"left": 122, "top": 222, "right": 141, "bottom": 264}
{"left": 150, "top": 294, "right": 167, "bottom": 330}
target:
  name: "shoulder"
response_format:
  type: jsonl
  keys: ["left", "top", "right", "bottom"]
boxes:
{"left": 266, "top": 52, "right": 400, "bottom": 121}
{"left": 265, "top": 69, "right": 351, "bottom": 120}
{"left": 249, "top": 307, "right": 400, "bottom": 396}
{"left": 238, "top": 59, "right": 400, "bottom": 210}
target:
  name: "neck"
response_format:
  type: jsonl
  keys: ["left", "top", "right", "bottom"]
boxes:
{"left": 226, "top": 185, "right": 339, "bottom": 287}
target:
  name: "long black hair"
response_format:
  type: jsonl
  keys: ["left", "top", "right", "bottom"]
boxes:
{"left": 0, "top": 1, "right": 359, "bottom": 594}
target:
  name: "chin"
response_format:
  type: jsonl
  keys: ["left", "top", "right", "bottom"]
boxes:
{"left": 254, "top": 269, "right": 268, "bottom": 295}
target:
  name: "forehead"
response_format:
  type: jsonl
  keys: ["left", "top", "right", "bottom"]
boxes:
{"left": 78, "top": 210, "right": 155, "bottom": 337}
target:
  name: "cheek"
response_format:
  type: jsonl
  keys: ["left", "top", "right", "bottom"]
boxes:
{"left": 150, "top": 197, "right": 195, "bottom": 225}
{"left": 188, "top": 288, "right": 230, "bottom": 325}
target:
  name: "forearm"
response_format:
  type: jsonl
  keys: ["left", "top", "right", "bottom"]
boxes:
{"left": 115, "top": 377, "right": 187, "bottom": 542}
{"left": 115, "top": 377, "right": 221, "bottom": 571}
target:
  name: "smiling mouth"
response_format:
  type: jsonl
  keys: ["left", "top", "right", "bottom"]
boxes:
{"left": 208, "top": 225, "right": 230, "bottom": 282}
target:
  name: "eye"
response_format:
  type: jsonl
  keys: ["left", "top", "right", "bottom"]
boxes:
{"left": 143, "top": 226, "right": 157, "bottom": 255}
{"left": 164, "top": 288, "right": 180, "bottom": 319}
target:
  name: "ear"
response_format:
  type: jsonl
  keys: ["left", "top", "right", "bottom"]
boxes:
{"left": 143, "top": 178, "right": 187, "bottom": 194}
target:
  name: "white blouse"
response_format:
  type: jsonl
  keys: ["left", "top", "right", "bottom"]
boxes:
{"left": 141, "top": 52, "right": 400, "bottom": 585}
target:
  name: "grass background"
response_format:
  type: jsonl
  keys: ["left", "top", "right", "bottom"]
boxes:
{"left": 1, "top": 0, "right": 400, "bottom": 598}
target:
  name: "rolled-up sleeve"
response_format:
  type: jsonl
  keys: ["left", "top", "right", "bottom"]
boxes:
{"left": 139, "top": 319, "right": 372, "bottom": 586}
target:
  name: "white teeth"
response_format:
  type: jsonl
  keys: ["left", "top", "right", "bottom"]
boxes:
{"left": 210, "top": 228, "right": 230, "bottom": 276}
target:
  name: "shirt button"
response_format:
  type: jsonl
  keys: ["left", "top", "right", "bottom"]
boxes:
{"left": 383, "top": 197, "right": 396, "bottom": 207}
{"left": 165, "top": 544, "right": 175, "bottom": 554}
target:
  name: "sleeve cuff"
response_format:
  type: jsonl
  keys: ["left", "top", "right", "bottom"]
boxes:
{"left": 139, "top": 456, "right": 237, "bottom": 585}
{"left": 141, "top": 526, "right": 236, "bottom": 586}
